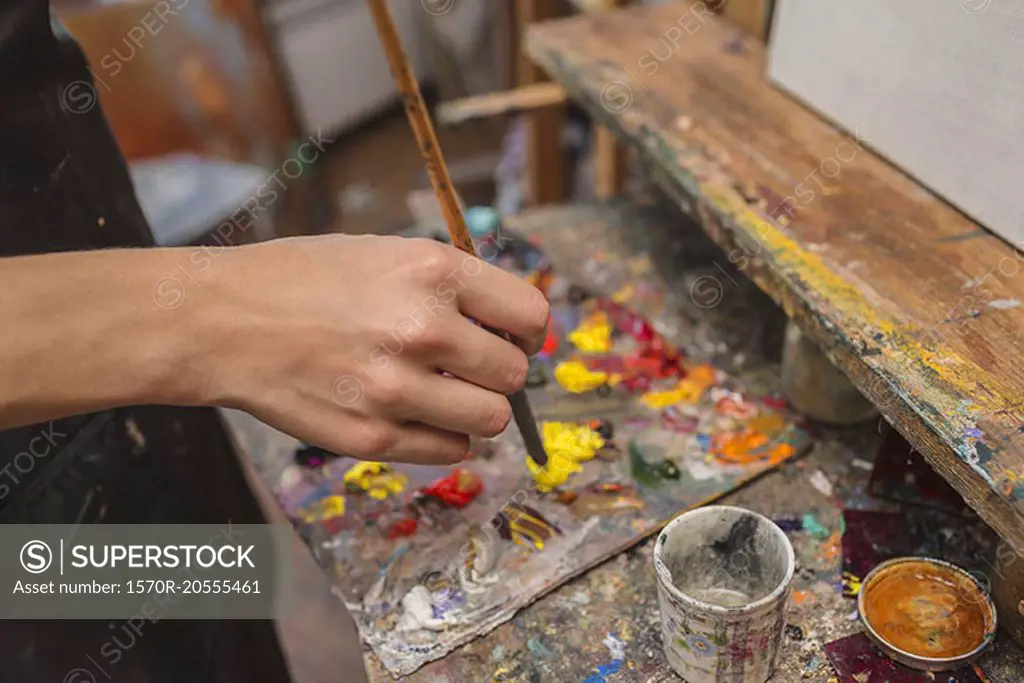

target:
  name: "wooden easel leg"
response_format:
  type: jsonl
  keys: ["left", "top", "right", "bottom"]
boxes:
{"left": 594, "top": 126, "right": 626, "bottom": 198}
{"left": 516, "top": 0, "right": 567, "bottom": 206}
{"left": 592, "top": 0, "right": 629, "bottom": 199}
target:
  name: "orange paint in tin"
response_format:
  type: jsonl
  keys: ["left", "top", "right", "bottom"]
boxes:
{"left": 859, "top": 557, "right": 996, "bottom": 670}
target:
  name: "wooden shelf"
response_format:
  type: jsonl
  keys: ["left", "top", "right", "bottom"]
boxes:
{"left": 525, "top": 3, "right": 1024, "bottom": 551}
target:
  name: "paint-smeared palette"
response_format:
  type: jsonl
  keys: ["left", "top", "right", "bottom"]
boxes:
{"left": 266, "top": 232, "right": 810, "bottom": 677}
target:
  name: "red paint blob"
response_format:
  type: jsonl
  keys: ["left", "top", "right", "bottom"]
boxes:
{"left": 541, "top": 328, "right": 559, "bottom": 356}
{"left": 423, "top": 468, "right": 484, "bottom": 508}
{"left": 761, "top": 394, "right": 789, "bottom": 409}
{"left": 588, "top": 300, "right": 687, "bottom": 394}
{"left": 386, "top": 518, "right": 418, "bottom": 539}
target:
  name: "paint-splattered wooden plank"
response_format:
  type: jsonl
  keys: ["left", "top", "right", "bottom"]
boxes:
{"left": 524, "top": 2, "right": 1024, "bottom": 553}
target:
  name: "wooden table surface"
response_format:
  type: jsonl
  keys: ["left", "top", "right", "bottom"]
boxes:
{"left": 524, "top": 2, "right": 1024, "bottom": 554}
{"left": 232, "top": 200, "right": 1023, "bottom": 682}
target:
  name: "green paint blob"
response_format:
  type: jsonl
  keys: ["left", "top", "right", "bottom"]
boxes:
{"left": 630, "top": 441, "right": 681, "bottom": 485}
{"left": 802, "top": 512, "right": 831, "bottom": 540}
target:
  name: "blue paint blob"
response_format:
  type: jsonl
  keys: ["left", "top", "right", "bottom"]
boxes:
{"left": 773, "top": 517, "right": 804, "bottom": 532}
{"left": 465, "top": 206, "right": 499, "bottom": 237}
{"left": 695, "top": 433, "right": 712, "bottom": 452}
{"left": 583, "top": 659, "right": 622, "bottom": 683}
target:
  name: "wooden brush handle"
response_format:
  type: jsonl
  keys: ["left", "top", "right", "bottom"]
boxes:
{"left": 366, "top": 0, "right": 477, "bottom": 256}
{"left": 366, "top": 0, "right": 550, "bottom": 467}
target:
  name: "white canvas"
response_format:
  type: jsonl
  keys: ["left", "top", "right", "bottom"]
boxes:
{"left": 768, "top": 0, "right": 1024, "bottom": 246}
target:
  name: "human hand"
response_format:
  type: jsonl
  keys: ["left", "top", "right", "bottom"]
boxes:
{"left": 198, "top": 235, "right": 549, "bottom": 465}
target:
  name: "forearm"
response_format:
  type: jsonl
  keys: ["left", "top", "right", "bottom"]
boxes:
{"left": 0, "top": 233, "right": 549, "bottom": 466}
{"left": 0, "top": 248, "right": 211, "bottom": 429}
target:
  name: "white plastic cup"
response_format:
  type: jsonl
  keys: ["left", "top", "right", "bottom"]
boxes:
{"left": 653, "top": 505, "right": 795, "bottom": 683}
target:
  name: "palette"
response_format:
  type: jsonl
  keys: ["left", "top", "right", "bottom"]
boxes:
{"left": 268, "top": 231, "right": 810, "bottom": 677}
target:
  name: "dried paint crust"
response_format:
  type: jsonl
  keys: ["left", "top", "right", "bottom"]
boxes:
{"left": 525, "top": 4, "right": 1024, "bottom": 552}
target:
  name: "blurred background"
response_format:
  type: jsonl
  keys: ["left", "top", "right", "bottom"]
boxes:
{"left": 54, "top": 0, "right": 628, "bottom": 246}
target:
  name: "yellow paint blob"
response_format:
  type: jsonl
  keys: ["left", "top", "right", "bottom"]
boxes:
{"left": 843, "top": 571, "right": 863, "bottom": 597}
{"left": 553, "top": 360, "right": 620, "bottom": 393}
{"left": 298, "top": 494, "right": 346, "bottom": 523}
{"left": 343, "top": 461, "right": 408, "bottom": 499}
{"left": 641, "top": 386, "right": 689, "bottom": 409}
{"left": 627, "top": 255, "right": 652, "bottom": 276}
{"left": 612, "top": 284, "right": 635, "bottom": 304}
{"left": 640, "top": 373, "right": 714, "bottom": 409}
{"left": 527, "top": 422, "right": 606, "bottom": 492}
{"left": 568, "top": 311, "right": 613, "bottom": 353}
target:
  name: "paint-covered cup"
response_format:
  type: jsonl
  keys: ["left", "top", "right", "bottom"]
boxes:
{"left": 653, "top": 505, "right": 795, "bottom": 683}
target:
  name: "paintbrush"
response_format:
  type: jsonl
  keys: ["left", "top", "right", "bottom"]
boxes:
{"left": 366, "top": 0, "right": 549, "bottom": 467}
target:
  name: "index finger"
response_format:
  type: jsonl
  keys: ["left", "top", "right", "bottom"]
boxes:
{"left": 448, "top": 253, "right": 550, "bottom": 356}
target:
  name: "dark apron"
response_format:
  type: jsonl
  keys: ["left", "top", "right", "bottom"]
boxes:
{"left": 0, "top": 5, "right": 293, "bottom": 681}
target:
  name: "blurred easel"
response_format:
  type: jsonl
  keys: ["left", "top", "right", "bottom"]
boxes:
{"left": 437, "top": 0, "right": 629, "bottom": 206}
{"left": 433, "top": 0, "right": 775, "bottom": 208}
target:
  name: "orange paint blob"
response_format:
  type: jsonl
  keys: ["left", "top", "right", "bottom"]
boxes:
{"left": 709, "top": 430, "right": 795, "bottom": 467}
{"left": 862, "top": 560, "right": 994, "bottom": 660}
{"left": 686, "top": 363, "right": 718, "bottom": 390}
{"left": 767, "top": 443, "right": 795, "bottom": 464}
{"left": 712, "top": 428, "right": 768, "bottom": 462}
{"left": 820, "top": 531, "right": 842, "bottom": 565}
{"left": 791, "top": 589, "right": 816, "bottom": 606}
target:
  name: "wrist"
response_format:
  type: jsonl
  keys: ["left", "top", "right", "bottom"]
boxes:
{"left": 115, "top": 245, "right": 245, "bottom": 411}
{"left": 163, "top": 242, "right": 272, "bottom": 411}
{"left": 147, "top": 245, "right": 243, "bottom": 410}
{"left": 121, "top": 247, "right": 211, "bottom": 408}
